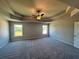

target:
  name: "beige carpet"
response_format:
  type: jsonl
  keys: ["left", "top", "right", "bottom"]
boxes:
{"left": 0, "top": 37, "right": 79, "bottom": 59}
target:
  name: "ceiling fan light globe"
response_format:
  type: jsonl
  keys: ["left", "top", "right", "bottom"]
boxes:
{"left": 37, "top": 16, "right": 41, "bottom": 20}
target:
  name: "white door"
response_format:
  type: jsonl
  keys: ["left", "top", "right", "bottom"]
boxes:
{"left": 74, "top": 22, "right": 79, "bottom": 48}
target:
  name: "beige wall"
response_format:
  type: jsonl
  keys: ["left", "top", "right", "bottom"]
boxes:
{"left": 50, "top": 15, "right": 74, "bottom": 45}
{"left": 10, "top": 22, "right": 49, "bottom": 41}
{"left": 0, "top": 18, "right": 9, "bottom": 48}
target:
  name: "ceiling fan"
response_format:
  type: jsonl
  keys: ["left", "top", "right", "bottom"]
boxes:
{"left": 32, "top": 9, "right": 45, "bottom": 20}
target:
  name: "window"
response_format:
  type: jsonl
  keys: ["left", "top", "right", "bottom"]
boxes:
{"left": 14, "top": 24, "right": 23, "bottom": 37}
{"left": 42, "top": 25, "right": 48, "bottom": 34}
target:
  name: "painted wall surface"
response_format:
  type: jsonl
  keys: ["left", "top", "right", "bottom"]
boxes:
{"left": 0, "top": 18, "right": 9, "bottom": 48}
{"left": 50, "top": 15, "right": 74, "bottom": 45}
{"left": 10, "top": 22, "right": 48, "bottom": 41}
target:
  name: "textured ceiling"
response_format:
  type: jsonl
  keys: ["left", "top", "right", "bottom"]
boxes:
{"left": 1, "top": 0, "right": 79, "bottom": 21}
{"left": 8, "top": 0, "right": 67, "bottom": 17}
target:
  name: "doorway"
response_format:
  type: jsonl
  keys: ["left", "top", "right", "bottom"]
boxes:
{"left": 74, "top": 22, "right": 79, "bottom": 48}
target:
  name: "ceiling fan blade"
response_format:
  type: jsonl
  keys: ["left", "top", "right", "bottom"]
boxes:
{"left": 38, "top": 17, "right": 53, "bottom": 22}
{"left": 47, "top": 10, "right": 66, "bottom": 19}
{"left": 9, "top": 13, "right": 23, "bottom": 20}
{"left": 40, "top": 19, "right": 53, "bottom": 22}
{"left": 12, "top": 10, "right": 26, "bottom": 17}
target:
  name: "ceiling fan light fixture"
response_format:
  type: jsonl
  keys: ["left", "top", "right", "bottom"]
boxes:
{"left": 36, "top": 15, "right": 41, "bottom": 20}
{"left": 32, "top": 9, "right": 45, "bottom": 20}
{"left": 37, "top": 13, "right": 44, "bottom": 20}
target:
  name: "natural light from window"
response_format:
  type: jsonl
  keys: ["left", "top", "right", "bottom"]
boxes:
{"left": 42, "top": 25, "right": 48, "bottom": 34}
{"left": 14, "top": 24, "right": 23, "bottom": 37}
